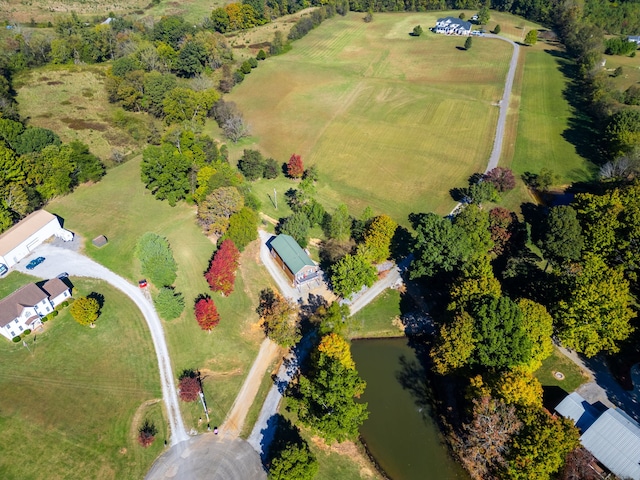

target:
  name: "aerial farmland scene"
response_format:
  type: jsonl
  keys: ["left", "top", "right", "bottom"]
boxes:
{"left": 1, "top": 0, "right": 640, "bottom": 478}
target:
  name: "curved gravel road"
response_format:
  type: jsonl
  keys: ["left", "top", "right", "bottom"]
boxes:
{"left": 16, "top": 245, "right": 189, "bottom": 446}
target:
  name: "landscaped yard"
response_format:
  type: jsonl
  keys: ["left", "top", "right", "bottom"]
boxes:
{"left": 224, "top": 11, "right": 514, "bottom": 220}
{"left": 47, "top": 158, "right": 274, "bottom": 432}
{"left": 0, "top": 278, "right": 164, "bottom": 480}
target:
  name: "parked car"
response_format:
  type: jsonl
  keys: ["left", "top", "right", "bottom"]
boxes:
{"left": 0, "top": 263, "right": 7, "bottom": 276}
{"left": 57, "top": 272, "right": 69, "bottom": 279}
{"left": 26, "top": 257, "right": 45, "bottom": 270}
{"left": 138, "top": 279, "right": 148, "bottom": 288}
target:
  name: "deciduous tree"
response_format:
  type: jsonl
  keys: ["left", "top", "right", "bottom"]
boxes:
{"left": 537, "top": 205, "right": 584, "bottom": 267}
{"left": 256, "top": 288, "right": 301, "bottom": 347}
{"left": 197, "top": 186, "right": 244, "bottom": 236}
{"left": 205, "top": 239, "right": 240, "bottom": 296}
{"left": 268, "top": 442, "right": 318, "bottom": 480}
{"left": 517, "top": 299, "right": 554, "bottom": 372}
{"left": 431, "top": 311, "right": 477, "bottom": 374}
{"left": 326, "top": 204, "right": 352, "bottom": 242}
{"left": 286, "top": 153, "right": 304, "bottom": 178}
{"left": 154, "top": 287, "right": 185, "bottom": 320}
{"left": 70, "top": 296, "right": 100, "bottom": 326}
{"left": 484, "top": 167, "right": 515, "bottom": 192}
{"left": 360, "top": 214, "right": 397, "bottom": 264}
{"left": 330, "top": 253, "right": 377, "bottom": 298}
{"left": 524, "top": 29, "right": 538, "bottom": 45}
{"left": 178, "top": 374, "right": 201, "bottom": 402}
{"left": 221, "top": 207, "right": 258, "bottom": 251}
{"left": 141, "top": 143, "right": 191, "bottom": 206}
{"left": 194, "top": 296, "right": 220, "bottom": 330}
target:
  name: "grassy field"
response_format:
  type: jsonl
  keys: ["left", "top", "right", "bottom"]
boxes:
{"left": 536, "top": 347, "right": 589, "bottom": 393}
{"left": 225, "top": 11, "right": 514, "bottom": 219}
{"left": 16, "top": 65, "right": 143, "bottom": 162}
{"left": 510, "top": 48, "right": 595, "bottom": 186}
{"left": 48, "top": 159, "right": 275, "bottom": 432}
{"left": 0, "top": 271, "right": 39, "bottom": 297}
{"left": 349, "top": 289, "right": 404, "bottom": 338}
{"left": 0, "top": 278, "right": 164, "bottom": 480}
{"left": 603, "top": 53, "right": 640, "bottom": 92}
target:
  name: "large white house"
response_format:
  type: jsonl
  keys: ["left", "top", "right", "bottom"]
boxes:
{"left": 0, "top": 278, "right": 72, "bottom": 340}
{"left": 434, "top": 17, "right": 472, "bottom": 36}
{"left": 0, "top": 210, "right": 73, "bottom": 271}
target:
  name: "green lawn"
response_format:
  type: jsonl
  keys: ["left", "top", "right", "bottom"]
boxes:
{"left": 0, "top": 271, "right": 39, "bottom": 297}
{"left": 226, "top": 11, "right": 514, "bottom": 220}
{"left": 510, "top": 48, "right": 595, "bottom": 186}
{"left": 0, "top": 278, "right": 164, "bottom": 480}
{"left": 349, "top": 289, "right": 404, "bottom": 338}
{"left": 535, "top": 347, "right": 589, "bottom": 393}
{"left": 48, "top": 158, "right": 274, "bottom": 432}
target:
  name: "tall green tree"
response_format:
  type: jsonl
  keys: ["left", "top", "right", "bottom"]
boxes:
{"left": 555, "top": 254, "right": 635, "bottom": 357}
{"left": 327, "top": 204, "right": 351, "bottom": 241}
{"left": 330, "top": 253, "right": 377, "bottom": 298}
{"left": 141, "top": 143, "right": 191, "bottom": 206}
{"left": 537, "top": 206, "right": 584, "bottom": 267}
{"left": 135, "top": 233, "right": 178, "bottom": 286}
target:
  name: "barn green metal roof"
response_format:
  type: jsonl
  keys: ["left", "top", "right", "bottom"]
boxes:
{"left": 270, "top": 234, "right": 315, "bottom": 275}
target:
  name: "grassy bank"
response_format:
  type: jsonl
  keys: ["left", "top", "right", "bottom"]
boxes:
{"left": 0, "top": 278, "right": 164, "bottom": 480}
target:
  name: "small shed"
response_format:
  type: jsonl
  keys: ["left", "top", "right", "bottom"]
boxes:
{"left": 269, "top": 234, "right": 319, "bottom": 286}
{"left": 92, "top": 235, "right": 108, "bottom": 248}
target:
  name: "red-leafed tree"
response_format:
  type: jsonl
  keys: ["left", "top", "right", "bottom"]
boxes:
{"left": 178, "top": 375, "right": 201, "bottom": 402}
{"left": 489, "top": 207, "right": 516, "bottom": 255}
{"left": 205, "top": 239, "right": 240, "bottom": 296}
{"left": 286, "top": 153, "right": 304, "bottom": 178}
{"left": 137, "top": 420, "right": 157, "bottom": 448}
{"left": 484, "top": 167, "right": 516, "bottom": 192}
{"left": 195, "top": 296, "right": 220, "bottom": 330}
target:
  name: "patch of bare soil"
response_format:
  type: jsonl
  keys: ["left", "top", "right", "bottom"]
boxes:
{"left": 310, "top": 436, "right": 380, "bottom": 479}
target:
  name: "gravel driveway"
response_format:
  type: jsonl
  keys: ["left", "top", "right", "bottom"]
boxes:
{"left": 15, "top": 244, "right": 189, "bottom": 446}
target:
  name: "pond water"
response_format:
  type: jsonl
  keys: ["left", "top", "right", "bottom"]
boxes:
{"left": 352, "top": 337, "right": 468, "bottom": 480}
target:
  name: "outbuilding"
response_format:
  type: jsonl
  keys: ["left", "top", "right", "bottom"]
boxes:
{"left": 0, "top": 210, "right": 73, "bottom": 270}
{"left": 269, "top": 234, "right": 319, "bottom": 286}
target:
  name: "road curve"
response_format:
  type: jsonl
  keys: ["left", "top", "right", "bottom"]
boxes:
{"left": 484, "top": 34, "right": 520, "bottom": 173}
{"left": 16, "top": 244, "right": 189, "bottom": 446}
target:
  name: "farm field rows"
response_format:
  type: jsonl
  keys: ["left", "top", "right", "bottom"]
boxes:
{"left": 0, "top": 279, "right": 164, "bottom": 480}
{"left": 228, "top": 12, "right": 513, "bottom": 219}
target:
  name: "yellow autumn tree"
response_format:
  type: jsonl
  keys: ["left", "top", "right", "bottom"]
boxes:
{"left": 494, "top": 369, "right": 543, "bottom": 408}
{"left": 317, "top": 333, "right": 355, "bottom": 370}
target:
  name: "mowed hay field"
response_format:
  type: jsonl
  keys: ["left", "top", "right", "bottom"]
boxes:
{"left": 0, "top": 279, "right": 164, "bottom": 480}
{"left": 510, "top": 48, "right": 594, "bottom": 183}
{"left": 227, "top": 12, "right": 513, "bottom": 218}
{"left": 48, "top": 158, "right": 273, "bottom": 432}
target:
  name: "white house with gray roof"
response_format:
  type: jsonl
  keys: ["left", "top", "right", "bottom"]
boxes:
{"left": 434, "top": 17, "right": 472, "bottom": 36}
{"left": 0, "top": 279, "right": 72, "bottom": 340}
{"left": 556, "top": 392, "right": 640, "bottom": 480}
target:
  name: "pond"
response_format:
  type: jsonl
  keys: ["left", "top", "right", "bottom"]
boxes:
{"left": 352, "top": 337, "right": 468, "bottom": 480}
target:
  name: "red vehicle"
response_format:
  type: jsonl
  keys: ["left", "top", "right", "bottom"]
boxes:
{"left": 138, "top": 279, "right": 148, "bottom": 288}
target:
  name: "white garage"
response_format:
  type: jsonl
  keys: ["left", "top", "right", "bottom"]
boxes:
{"left": 0, "top": 210, "right": 73, "bottom": 270}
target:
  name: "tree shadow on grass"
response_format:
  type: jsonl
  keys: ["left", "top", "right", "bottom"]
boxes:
{"left": 87, "top": 291, "right": 104, "bottom": 309}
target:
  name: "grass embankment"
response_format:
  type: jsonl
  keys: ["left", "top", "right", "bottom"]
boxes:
{"left": 0, "top": 278, "right": 164, "bottom": 480}
{"left": 0, "top": 271, "right": 39, "bottom": 297}
{"left": 349, "top": 289, "right": 403, "bottom": 338}
{"left": 223, "top": 11, "right": 513, "bottom": 220}
{"left": 48, "top": 157, "right": 274, "bottom": 432}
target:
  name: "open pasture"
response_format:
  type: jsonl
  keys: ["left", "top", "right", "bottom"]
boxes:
{"left": 0, "top": 279, "right": 164, "bottom": 480}
{"left": 227, "top": 12, "right": 513, "bottom": 219}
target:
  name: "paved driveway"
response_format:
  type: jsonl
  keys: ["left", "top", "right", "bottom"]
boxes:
{"left": 145, "top": 434, "right": 266, "bottom": 480}
{"left": 15, "top": 244, "right": 189, "bottom": 446}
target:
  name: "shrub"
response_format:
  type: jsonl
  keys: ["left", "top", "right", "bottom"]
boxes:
{"left": 178, "top": 375, "right": 201, "bottom": 402}
{"left": 493, "top": 24, "right": 501, "bottom": 34}
{"left": 412, "top": 25, "right": 423, "bottom": 36}
{"left": 12, "top": 335, "right": 21, "bottom": 343}
{"left": 248, "top": 57, "right": 258, "bottom": 68}
{"left": 138, "top": 420, "right": 157, "bottom": 448}
{"left": 194, "top": 296, "right": 220, "bottom": 331}
{"left": 23, "top": 329, "right": 31, "bottom": 336}
{"left": 52, "top": 310, "right": 59, "bottom": 317}
{"left": 61, "top": 301, "right": 69, "bottom": 308}
{"left": 257, "top": 49, "right": 266, "bottom": 60}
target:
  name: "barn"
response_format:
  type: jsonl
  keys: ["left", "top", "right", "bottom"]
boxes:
{"left": 269, "top": 234, "right": 319, "bottom": 286}
{"left": 0, "top": 210, "right": 73, "bottom": 270}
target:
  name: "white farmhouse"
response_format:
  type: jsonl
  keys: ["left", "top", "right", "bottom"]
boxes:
{"left": 0, "top": 210, "right": 73, "bottom": 271}
{"left": 0, "top": 278, "right": 72, "bottom": 340}
{"left": 434, "top": 17, "right": 472, "bottom": 36}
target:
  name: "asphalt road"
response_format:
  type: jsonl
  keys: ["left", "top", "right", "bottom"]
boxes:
{"left": 16, "top": 244, "right": 189, "bottom": 446}
{"left": 145, "top": 434, "right": 266, "bottom": 480}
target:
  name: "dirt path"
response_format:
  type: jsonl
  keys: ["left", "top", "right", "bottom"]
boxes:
{"left": 221, "top": 339, "right": 282, "bottom": 437}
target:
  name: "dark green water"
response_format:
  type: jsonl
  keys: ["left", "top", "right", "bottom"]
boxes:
{"left": 352, "top": 337, "right": 468, "bottom": 480}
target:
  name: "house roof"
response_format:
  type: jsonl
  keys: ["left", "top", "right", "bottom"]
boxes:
{"left": 270, "top": 234, "right": 315, "bottom": 275}
{"left": 0, "top": 283, "right": 48, "bottom": 327}
{"left": 42, "top": 278, "right": 70, "bottom": 299}
{"left": 555, "top": 392, "right": 599, "bottom": 432}
{"left": 0, "top": 210, "right": 58, "bottom": 257}
{"left": 436, "top": 17, "right": 472, "bottom": 30}
{"left": 580, "top": 408, "right": 640, "bottom": 480}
